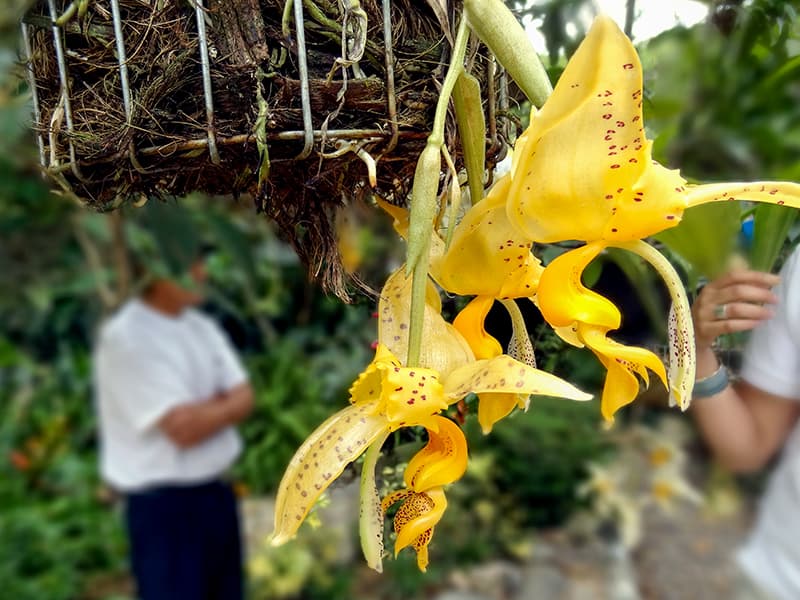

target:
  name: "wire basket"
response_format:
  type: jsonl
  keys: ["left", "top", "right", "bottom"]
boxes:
{"left": 21, "top": 0, "right": 513, "bottom": 293}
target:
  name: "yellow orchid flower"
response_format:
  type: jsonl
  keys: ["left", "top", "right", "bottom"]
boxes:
{"left": 272, "top": 267, "right": 592, "bottom": 568}
{"left": 493, "top": 15, "right": 800, "bottom": 418}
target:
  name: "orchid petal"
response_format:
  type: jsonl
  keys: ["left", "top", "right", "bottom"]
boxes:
{"left": 686, "top": 181, "right": 800, "bottom": 210}
{"left": 433, "top": 175, "right": 543, "bottom": 298}
{"left": 272, "top": 401, "right": 387, "bottom": 545}
{"left": 360, "top": 431, "right": 390, "bottom": 572}
{"left": 382, "top": 487, "right": 448, "bottom": 571}
{"left": 580, "top": 324, "right": 667, "bottom": 421}
{"left": 476, "top": 392, "right": 528, "bottom": 434}
{"left": 379, "top": 268, "right": 474, "bottom": 377}
{"left": 506, "top": 16, "right": 674, "bottom": 243}
{"left": 453, "top": 296, "right": 503, "bottom": 360}
{"left": 443, "top": 355, "right": 593, "bottom": 403}
{"left": 500, "top": 298, "right": 536, "bottom": 367}
{"left": 613, "top": 240, "right": 696, "bottom": 410}
{"left": 537, "top": 242, "right": 620, "bottom": 329}
{"left": 381, "top": 364, "right": 447, "bottom": 430}
{"left": 404, "top": 416, "right": 468, "bottom": 492}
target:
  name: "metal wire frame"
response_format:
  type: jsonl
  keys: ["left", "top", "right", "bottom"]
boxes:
{"left": 45, "top": 0, "right": 83, "bottom": 180}
{"left": 20, "top": 0, "right": 427, "bottom": 178}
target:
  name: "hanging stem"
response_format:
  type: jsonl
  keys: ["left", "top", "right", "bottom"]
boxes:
{"left": 406, "top": 16, "right": 470, "bottom": 368}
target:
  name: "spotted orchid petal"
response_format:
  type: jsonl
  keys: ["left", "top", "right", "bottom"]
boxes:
{"left": 381, "top": 487, "right": 448, "bottom": 572}
{"left": 686, "top": 182, "right": 800, "bottom": 212}
{"left": 404, "top": 415, "right": 469, "bottom": 492}
{"left": 271, "top": 400, "right": 387, "bottom": 546}
{"left": 432, "top": 174, "right": 543, "bottom": 298}
{"left": 379, "top": 267, "right": 474, "bottom": 378}
{"left": 500, "top": 298, "right": 537, "bottom": 367}
{"left": 360, "top": 432, "right": 390, "bottom": 573}
{"left": 443, "top": 354, "right": 592, "bottom": 404}
{"left": 505, "top": 15, "right": 800, "bottom": 245}
{"left": 350, "top": 344, "right": 448, "bottom": 431}
{"left": 505, "top": 16, "right": 684, "bottom": 244}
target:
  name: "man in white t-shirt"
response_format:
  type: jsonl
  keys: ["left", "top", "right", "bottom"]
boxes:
{"left": 691, "top": 246, "right": 800, "bottom": 600}
{"left": 94, "top": 256, "right": 253, "bottom": 600}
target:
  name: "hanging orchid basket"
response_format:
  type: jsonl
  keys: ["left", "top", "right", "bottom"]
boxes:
{"left": 21, "top": 0, "right": 514, "bottom": 294}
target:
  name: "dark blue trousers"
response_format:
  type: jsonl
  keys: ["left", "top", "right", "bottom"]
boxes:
{"left": 125, "top": 479, "right": 244, "bottom": 600}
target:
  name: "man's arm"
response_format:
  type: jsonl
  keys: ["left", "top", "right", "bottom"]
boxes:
{"left": 692, "top": 347, "right": 800, "bottom": 472}
{"left": 159, "top": 382, "right": 254, "bottom": 449}
{"left": 691, "top": 269, "right": 800, "bottom": 472}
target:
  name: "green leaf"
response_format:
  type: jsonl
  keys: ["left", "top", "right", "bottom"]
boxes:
{"left": 749, "top": 203, "right": 798, "bottom": 272}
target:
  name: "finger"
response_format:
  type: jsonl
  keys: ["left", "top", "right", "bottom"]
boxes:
{"left": 708, "top": 317, "right": 771, "bottom": 338}
{"left": 714, "top": 284, "right": 779, "bottom": 307}
{"left": 721, "top": 301, "right": 775, "bottom": 322}
{"left": 714, "top": 270, "right": 780, "bottom": 291}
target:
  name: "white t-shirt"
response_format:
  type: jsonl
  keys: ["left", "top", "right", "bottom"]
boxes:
{"left": 94, "top": 299, "right": 248, "bottom": 492}
{"left": 736, "top": 247, "right": 800, "bottom": 600}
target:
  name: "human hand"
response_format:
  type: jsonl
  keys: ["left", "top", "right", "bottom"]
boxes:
{"left": 691, "top": 269, "right": 780, "bottom": 351}
{"left": 159, "top": 401, "right": 226, "bottom": 448}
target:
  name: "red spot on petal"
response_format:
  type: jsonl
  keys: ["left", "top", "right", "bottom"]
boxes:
{"left": 623, "top": 63, "right": 634, "bottom": 70}
{"left": 610, "top": 164, "right": 621, "bottom": 169}
{"left": 603, "top": 114, "right": 613, "bottom": 120}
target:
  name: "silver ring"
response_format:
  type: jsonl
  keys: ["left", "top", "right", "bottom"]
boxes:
{"left": 714, "top": 304, "right": 728, "bottom": 320}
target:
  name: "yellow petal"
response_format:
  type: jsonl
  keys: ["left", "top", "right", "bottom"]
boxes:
{"left": 506, "top": 16, "right": 653, "bottom": 243}
{"left": 433, "top": 174, "right": 543, "bottom": 298}
{"left": 536, "top": 242, "right": 620, "bottom": 329}
{"left": 387, "top": 487, "right": 448, "bottom": 571}
{"left": 379, "top": 267, "right": 474, "bottom": 377}
{"left": 404, "top": 416, "right": 468, "bottom": 492}
{"left": 381, "top": 365, "right": 448, "bottom": 430}
{"left": 477, "top": 392, "right": 527, "bottom": 434}
{"left": 272, "top": 401, "right": 387, "bottom": 545}
{"left": 504, "top": 17, "right": 688, "bottom": 243}
{"left": 580, "top": 324, "right": 668, "bottom": 421}
{"left": 443, "top": 354, "right": 593, "bottom": 403}
{"left": 349, "top": 343, "right": 402, "bottom": 405}
{"left": 596, "top": 353, "right": 642, "bottom": 421}
{"left": 453, "top": 296, "right": 503, "bottom": 360}
{"left": 686, "top": 181, "right": 800, "bottom": 210}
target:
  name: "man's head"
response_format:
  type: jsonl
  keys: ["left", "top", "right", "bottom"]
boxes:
{"left": 130, "top": 201, "right": 212, "bottom": 315}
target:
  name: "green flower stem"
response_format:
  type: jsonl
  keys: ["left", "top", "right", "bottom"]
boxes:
{"left": 406, "top": 16, "right": 469, "bottom": 368}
